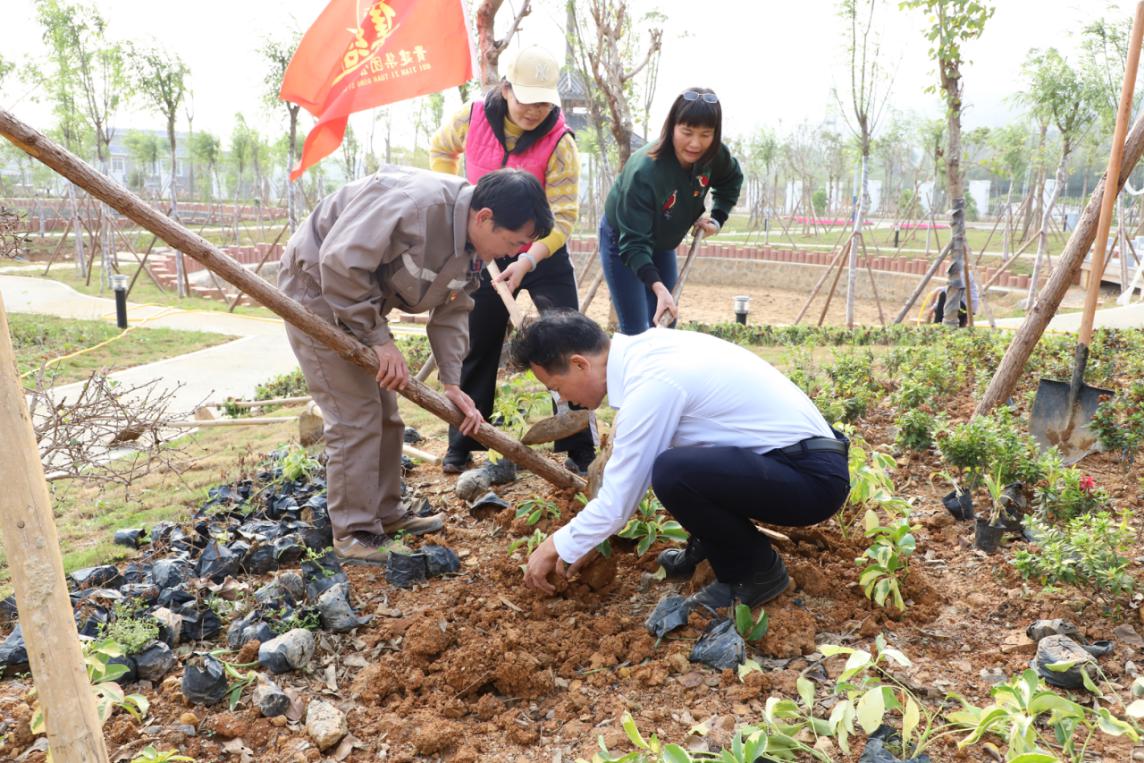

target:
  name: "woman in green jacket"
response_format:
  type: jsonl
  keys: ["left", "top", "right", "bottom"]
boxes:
{"left": 599, "top": 87, "right": 743, "bottom": 334}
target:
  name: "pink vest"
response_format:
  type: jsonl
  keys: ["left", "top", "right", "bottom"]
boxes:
{"left": 464, "top": 104, "right": 570, "bottom": 188}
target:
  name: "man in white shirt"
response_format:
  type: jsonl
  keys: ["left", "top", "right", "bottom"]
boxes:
{"left": 509, "top": 310, "right": 850, "bottom": 611}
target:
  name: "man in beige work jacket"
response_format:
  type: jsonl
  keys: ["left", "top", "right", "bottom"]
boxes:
{"left": 279, "top": 167, "right": 554, "bottom": 565}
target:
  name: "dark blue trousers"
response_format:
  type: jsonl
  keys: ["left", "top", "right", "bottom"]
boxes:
{"left": 598, "top": 215, "right": 678, "bottom": 335}
{"left": 651, "top": 446, "right": 850, "bottom": 583}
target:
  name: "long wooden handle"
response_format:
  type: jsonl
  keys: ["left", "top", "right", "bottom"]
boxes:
{"left": 486, "top": 260, "right": 524, "bottom": 328}
{"left": 1081, "top": 1, "right": 1144, "bottom": 346}
{"left": 656, "top": 230, "right": 705, "bottom": 327}
{"left": 0, "top": 109, "right": 584, "bottom": 492}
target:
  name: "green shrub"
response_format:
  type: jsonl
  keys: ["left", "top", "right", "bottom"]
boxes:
{"left": 1034, "top": 467, "right": 1110, "bottom": 522}
{"left": 1090, "top": 381, "right": 1144, "bottom": 465}
{"left": 106, "top": 615, "right": 160, "bottom": 655}
{"left": 895, "top": 409, "right": 936, "bottom": 451}
{"left": 1013, "top": 510, "right": 1135, "bottom": 596}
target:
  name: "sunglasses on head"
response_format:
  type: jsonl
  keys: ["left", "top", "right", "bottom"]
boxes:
{"left": 681, "top": 90, "right": 718, "bottom": 104}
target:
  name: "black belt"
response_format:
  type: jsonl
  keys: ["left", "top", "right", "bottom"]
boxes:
{"left": 777, "top": 435, "right": 848, "bottom": 457}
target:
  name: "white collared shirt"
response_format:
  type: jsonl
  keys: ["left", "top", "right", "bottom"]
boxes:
{"left": 551, "top": 328, "right": 834, "bottom": 564}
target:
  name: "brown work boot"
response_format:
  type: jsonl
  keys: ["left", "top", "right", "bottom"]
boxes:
{"left": 382, "top": 511, "right": 445, "bottom": 536}
{"left": 332, "top": 532, "right": 394, "bottom": 566}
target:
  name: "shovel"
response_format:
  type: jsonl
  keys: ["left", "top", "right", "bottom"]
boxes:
{"left": 1029, "top": 2, "right": 1144, "bottom": 463}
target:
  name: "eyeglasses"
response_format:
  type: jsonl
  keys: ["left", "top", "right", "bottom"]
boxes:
{"left": 681, "top": 90, "right": 719, "bottom": 104}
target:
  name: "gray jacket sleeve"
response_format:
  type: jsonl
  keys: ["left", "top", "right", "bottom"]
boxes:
{"left": 317, "top": 182, "right": 423, "bottom": 347}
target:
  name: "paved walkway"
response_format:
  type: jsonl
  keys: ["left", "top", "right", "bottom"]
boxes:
{"left": 1, "top": 274, "right": 422, "bottom": 416}
{"left": 993, "top": 299, "right": 1144, "bottom": 332}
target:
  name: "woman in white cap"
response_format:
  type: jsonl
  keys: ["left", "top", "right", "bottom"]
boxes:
{"left": 430, "top": 45, "right": 596, "bottom": 476}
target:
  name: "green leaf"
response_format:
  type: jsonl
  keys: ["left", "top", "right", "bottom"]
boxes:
{"left": 661, "top": 744, "right": 692, "bottom": 763}
{"left": 796, "top": 676, "right": 815, "bottom": 708}
{"left": 1007, "top": 755, "right": 1059, "bottom": 763}
{"left": 902, "top": 696, "right": 920, "bottom": 744}
{"left": 738, "top": 659, "right": 763, "bottom": 682}
{"left": 856, "top": 687, "right": 886, "bottom": 734}
{"left": 1125, "top": 699, "right": 1144, "bottom": 720}
{"left": 621, "top": 712, "right": 648, "bottom": 749}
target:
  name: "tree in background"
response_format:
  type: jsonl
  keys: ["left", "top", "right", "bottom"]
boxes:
{"left": 340, "top": 122, "right": 360, "bottom": 181}
{"left": 131, "top": 44, "right": 188, "bottom": 294}
{"left": 1018, "top": 47, "right": 1098, "bottom": 307}
{"left": 980, "top": 123, "right": 1031, "bottom": 257}
{"left": 900, "top": 0, "right": 994, "bottom": 327}
{"left": 260, "top": 34, "right": 302, "bottom": 232}
{"left": 581, "top": 0, "right": 663, "bottom": 168}
{"left": 836, "top": 0, "right": 895, "bottom": 326}
{"left": 741, "top": 127, "right": 779, "bottom": 241}
{"left": 0, "top": 54, "right": 12, "bottom": 86}
{"left": 188, "top": 131, "right": 220, "bottom": 202}
{"left": 123, "top": 130, "right": 161, "bottom": 192}
{"left": 32, "top": 0, "right": 94, "bottom": 277}
{"left": 131, "top": 46, "right": 187, "bottom": 213}
{"left": 228, "top": 115, "right": 257, "bottom": 243}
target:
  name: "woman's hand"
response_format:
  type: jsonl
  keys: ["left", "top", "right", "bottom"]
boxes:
{"left": 652, "top": 282, "right": 678, "bottom": 327}
{"left": 694, "top": 217, "right": 721, "bottom": 237}
{"left": 493, "top": 258, "right": 531, "bottom": 293}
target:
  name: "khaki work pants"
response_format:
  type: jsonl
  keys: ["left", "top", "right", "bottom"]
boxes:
{"left": 279, "top": 265, "right": 406, "bottom": 540}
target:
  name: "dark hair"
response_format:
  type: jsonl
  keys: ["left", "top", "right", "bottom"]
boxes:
{"left": 648, "top": 87, "right": 722, "bottom": 167}
{"left": 471, "top": 169, "right": 554, "bottom": 239}
{"left": 509, "top": 309, "right": 610, "bottom": 373}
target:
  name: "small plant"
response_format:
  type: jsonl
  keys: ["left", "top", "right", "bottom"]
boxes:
{"left": 841, "top": 431, "right": 909, "bottom": 537}
{"left": 515, "top": 496, "right": 561, "bottom": 526}
{"left": 617, "top": 492, "right": 688, "bottom": 556}
{"left": 733, "top": 603, "right": 769, "bottom": 642}
{"left": 1034, "top": 467, "right": 1110, "bottom": 522}
{"left": 855, "top": 509, "right": 916, "bottom": 612}
{"left": 947, "top": 668, "right": 1138, "bottom": 760}
{"left": 271, "top": 605, "right": 321, "bottom": 634}
{"left": 209, "top": 651, "right": 261, "bottom": 711}
{"left": 279, "top": 444, "right": 320, "bottom": 483}
{"left": 894, "top": 409, "right": 936, "bottom": 451}
{"left": 131, "top": 747, "right": 194, "bottom": 763}
{"left": 105, "top": 606, "right": 160, "bottom": 655}
{"left": 935, "top": 415, "right": 998, "bottom": 489}
{"left": 981, "top": 470, "right": 1007, "bottom": 526}
{"left": 31, "top": 639, "right": 150, "bottom": 734}
{"left": 1090, "top": 382, "right": 1144, "bottom": 465}
{"left": 508, "top": 528, "right": 549, "bottom": 557}
{"left": 1013, "top": 510, "right": 1136, "bottom": 597}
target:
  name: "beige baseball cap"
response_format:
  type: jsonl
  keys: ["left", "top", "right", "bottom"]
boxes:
{"left": 505, "top": 46, "right": 561, "bottom": 106}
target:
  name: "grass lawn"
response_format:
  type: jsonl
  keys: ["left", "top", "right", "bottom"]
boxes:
{"left": 10, "top": 312, "right": 235, "bottom": 385}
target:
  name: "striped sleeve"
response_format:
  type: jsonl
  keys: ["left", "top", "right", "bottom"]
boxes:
{"left": 429, "top": 104, "right": 473, "bottom": 175}
{"left": 538, "top": 132, "right": 580, "bottom": 254}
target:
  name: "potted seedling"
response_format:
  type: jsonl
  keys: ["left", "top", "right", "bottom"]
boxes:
{"left": 975, "top": 471, "right": 1007, "bottom": 553}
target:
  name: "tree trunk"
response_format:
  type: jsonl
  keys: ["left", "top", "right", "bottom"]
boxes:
{"left": 846, "top": 151, "right": 868, "bottom": 328}
{"left": 942, "top": 62, "right": 966, "bottom": 328}
{"left": 475, "top": 0, "right": 506, "bottom": 89}
{"left": 67, "top": 183, "right": 86, "bottom": 278}
{"left": 287, "top": 105, "right": 299, "bottom": 233}
{"left": 1025, "top": 150, "right": 1069, "bottom": 309}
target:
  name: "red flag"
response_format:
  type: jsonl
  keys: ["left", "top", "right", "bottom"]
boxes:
{"left": 281, "top": 0, "right": 474, "bottom": 180}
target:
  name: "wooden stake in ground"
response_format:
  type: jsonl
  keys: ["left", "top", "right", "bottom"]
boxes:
{"left": 0, "top": 109, "right": 584, "bottom": 493}
{"left": 978, "top": 6, "right": 1144, "bottom": 416}
{"left": 0, "top": 292, "right": 110, "bottom": 763}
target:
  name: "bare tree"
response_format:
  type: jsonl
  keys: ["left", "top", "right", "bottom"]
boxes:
{"left": 475, "top": 0, "right": 532, "bottom": 88}
{"left": 1, "top": 207, "right": 31, "bottom": 258}
{"left": 582, "top": 0, "right": 663, "bottom": 167}
{"left": 836, "top": 0, "right": 895, "bottom": 326}
{"left": 27, "top": 371, "right": 187, "bottom": 494}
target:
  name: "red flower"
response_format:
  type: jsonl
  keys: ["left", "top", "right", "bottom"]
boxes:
{"left": 1079, "top": 475, "right": 1096, "bottom": 492}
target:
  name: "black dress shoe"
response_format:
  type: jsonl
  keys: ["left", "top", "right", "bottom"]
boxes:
{"left": 689, "top": 553, "right": 790, "bottom": 612}
{"left": 656, "top": 538, "right": 707, "bottom": 578}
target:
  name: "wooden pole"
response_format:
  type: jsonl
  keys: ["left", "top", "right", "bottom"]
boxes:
{"left": 579, "top": 269, "right": 606, "bottom": 313}
{"left": 0, "top": 293, "right": 110, "bottom": 763}
{"left": 816, "top": 235, "right": 851, "bottom": 327}
{"left": 793, "top": 234, "right": 851, "bottom": 325}
{"left": 0, "top": 109, "right": 585, "bottom": 492}
{"left": 857, "top": 234, "right": 886, "bottom": 326}
{"left": 671, "top": 230, "right": 705, "bottom": 307}
{"left": 227, "top": 223, "right": 290, "bottom": 311}
{"left": 977, "top": 13, "right": 1144, "bottom": 417}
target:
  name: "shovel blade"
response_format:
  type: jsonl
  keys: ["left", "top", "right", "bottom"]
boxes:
{"left": 520, "top": 409, "right": 591, "bottom": 445}
{"left": 1029, "top": 378, "right": 1114, "bottom": 464}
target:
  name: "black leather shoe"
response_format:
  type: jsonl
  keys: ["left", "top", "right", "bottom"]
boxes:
{"left": 656, "top": 539, "right": 706, "bottom": 578}
{"left": 689, "top": 553, "right": 790, "bottom": 613}
{"left": 563, "top": 447, "right": 595, "bottom": 477}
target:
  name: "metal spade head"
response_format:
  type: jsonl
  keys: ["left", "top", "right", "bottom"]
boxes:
{"left": 520, "top": 409, "right": 591, "bottom": 445}
{"left": 1029, "top": 378, "right": 1114, "bottom": 465}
